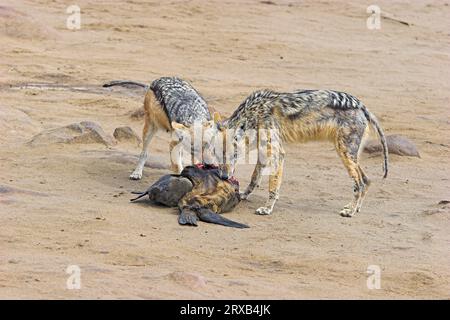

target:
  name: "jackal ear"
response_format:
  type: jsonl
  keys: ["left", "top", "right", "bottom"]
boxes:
{"left": 213, "top": 112, "right": 222, "bottom": 123}
{"left": 171, "top": 121, "right": 186, "bottom": 130}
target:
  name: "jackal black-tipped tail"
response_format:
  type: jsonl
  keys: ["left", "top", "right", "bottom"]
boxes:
{"left": 103, "top": 80, "right": 149, "bottom": 89}
{"left": 198, "top": 208, "right": 249, "bottom": 229}
{"left": 362, "top": 106, "right": 389, "bottom": 178}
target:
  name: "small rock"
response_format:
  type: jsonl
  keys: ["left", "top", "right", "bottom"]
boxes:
{"left": 0, "top": 106, "right": 41, "bottom": 143}
{"left": 168, "top": 271, "right": 207, "bottom": 289}
{"left": 130, "top": 107, "right": 145, "bottom": 120}
{"left": 364, "top": 134, "right": 420, "bottom": 157}
{"left": 28, "top": 121, "right": 116, "bottom": 147}
{"left": 113, "top": 126, "right": 141, "bottom": 145}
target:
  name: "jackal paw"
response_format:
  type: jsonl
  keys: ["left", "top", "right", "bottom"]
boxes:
{"left": 170, "top": 164, "right": 182, "bottom": 174}
{"left": 256, "top": 206, "right": 272, "bottom": 215}
{"left": 129, "top": 170, "right": 143, "bottom": 180}
{"left": 239, "top": 192, "right": 249, "bottom": 200}
{"left": 340, "top": 206, "right": 355, "bottom": 217}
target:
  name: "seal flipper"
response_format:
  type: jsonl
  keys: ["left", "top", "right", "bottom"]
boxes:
{"left": 130, "top": 191, "right": 148, "bottom": 202}
{"left": 198, "top": 208, "right": 249, "bottom": 229}
{"left": 178, "top": 209, "right": 198, "bottom": 226}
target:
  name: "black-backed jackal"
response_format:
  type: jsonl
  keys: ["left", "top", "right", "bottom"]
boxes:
{"left": 172, "top": 89, "right": 388, "bottom": 217}
{"left": 104, "top": 77, "right": 212, "bottom": 179}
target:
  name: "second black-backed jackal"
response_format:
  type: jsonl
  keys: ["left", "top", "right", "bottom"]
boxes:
{"left": 172, "top": 89, "right": 388, "bottom": 217}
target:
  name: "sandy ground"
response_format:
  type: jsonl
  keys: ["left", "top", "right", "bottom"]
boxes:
{"left": 1, "top": 0, "right": 449, "bottom": 299}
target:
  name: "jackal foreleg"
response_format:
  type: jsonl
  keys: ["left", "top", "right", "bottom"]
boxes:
{"left": 255, "top": 147, "right": 285, "bottom": 215}
{"left": 169, "top": 139, "right": 183, "bottom": 174}
{"left": 240, "top": 163, "right": 264, "bottom": 200}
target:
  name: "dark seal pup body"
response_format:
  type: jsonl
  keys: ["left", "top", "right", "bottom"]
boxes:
{"left": 104, "top": 77, "right": 212, "bottom": 179}
{"left": 130, "top": 164, "right": 248, "bottom": 229}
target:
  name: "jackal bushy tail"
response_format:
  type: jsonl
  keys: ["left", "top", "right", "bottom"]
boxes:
{"left": 361, "top": 105, "right": 388, "bottom": 178}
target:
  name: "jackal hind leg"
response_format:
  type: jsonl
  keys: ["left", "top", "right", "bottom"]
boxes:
{"left": 354, "top": 125, "right": 371, "bottom": 213}
{"left": 130, "top": 91, "right": 166, "bottom": 180}
{"left": 335, "top": 129, "right": 367, "bottom": 217}
{"left": 355, "top": 165, "right": 370, "bottom": 213}
{"left": 130, "top": 122, "right": 156, "bottom": 180}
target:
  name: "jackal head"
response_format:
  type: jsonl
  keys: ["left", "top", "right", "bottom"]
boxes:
{"left": 171, "top": 112, "right": 232, "bottom": 174}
